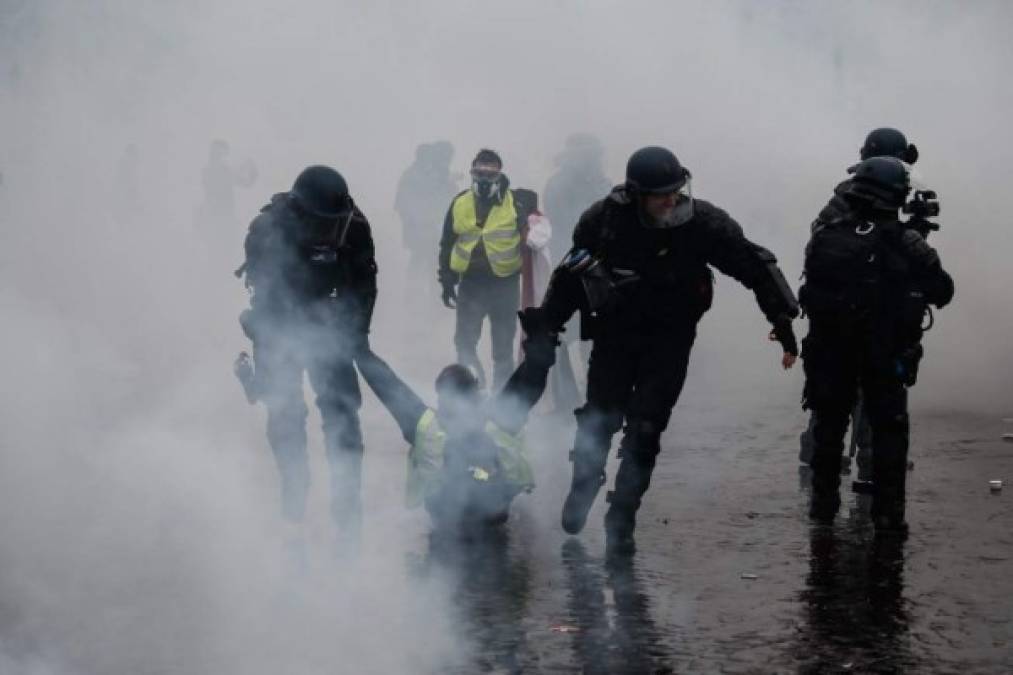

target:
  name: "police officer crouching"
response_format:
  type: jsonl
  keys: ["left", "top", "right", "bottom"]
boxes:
{"left": 235, "top": 165, "right": 377, "bottom": 540}
{"left": 800, "top": 156, "right": 954, "bottom": 534}
{"left": 528, "top": 146, "right": 800, "bottom": 553}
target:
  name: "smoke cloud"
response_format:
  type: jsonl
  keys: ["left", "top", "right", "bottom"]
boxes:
{"left": 1, "top": 1, "right": 1011, "bottom": 672}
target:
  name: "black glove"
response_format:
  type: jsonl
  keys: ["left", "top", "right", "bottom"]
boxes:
{"left": 521, "top": 332, "right": 560, "bottom": 369}
{"left": 771, "top": 315, "right": 798, "bottom": 356}
{"left": 518, "top": 307, "right": 561, "bottom": 369}
{"left": 441, "top": 282, "right": 457, "bottom": 309}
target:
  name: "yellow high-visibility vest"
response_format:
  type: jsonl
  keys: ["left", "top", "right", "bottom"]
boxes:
{"left": 405, "top": 408, "right": 535, "bottom": 508}
{"left": 449, "top": 190, "right": 522, "bottom": 277}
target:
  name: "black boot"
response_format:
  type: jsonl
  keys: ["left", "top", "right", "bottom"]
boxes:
{"left": 562, "top": 449, "right": 607, "bottom": 535}
{"left": 872, "top": 481, "right": 908, "bottom": 537}
{"left": 603, "top": 435, "right": 659, "bottom": 554}
{"left": 604, "top": 492, "right": 637, "bottom": 555}
{"left": 808, "top": 413, "right": 848, "bottom": 523}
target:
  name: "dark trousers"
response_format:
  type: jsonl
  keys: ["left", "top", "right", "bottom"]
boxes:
{"left": 572, "top": 327, "right": 696, "bottom": 520}
{"left": 802, "top": 326, "right": 910, "bottom": 520}
{"left": 253, "top": 324, "right": 364, "bottom": 524}
{"left": 454, "top": 273, "right": 520, "bottom": 390}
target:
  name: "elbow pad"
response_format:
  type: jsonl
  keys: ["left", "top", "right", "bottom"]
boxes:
{"left": 753, "top": 246, "right": 800, "bottom": 320}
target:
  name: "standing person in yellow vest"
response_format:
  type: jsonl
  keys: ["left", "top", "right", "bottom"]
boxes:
{"left": 438, "top": 149, "right": 538, "bottom": 391}
{"left": 353, "top": 311, "right": 557, "bottom": 533}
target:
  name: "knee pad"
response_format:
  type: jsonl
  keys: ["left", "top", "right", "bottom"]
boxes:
{"left": 618, "top": 418, "right": 662, "bottom": 464}
{"left": 322, "top": 412, "right": 364, "bottom": 451}
{"left": 574, "top": 406, "right": 623, "bottom": 452}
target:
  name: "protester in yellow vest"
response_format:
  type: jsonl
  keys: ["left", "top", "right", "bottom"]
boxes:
{"left": 438, "top": 149, "right": 538, "bottom": 391}
{"left": 354, "top": 312, "right": 556, "bottom": 533}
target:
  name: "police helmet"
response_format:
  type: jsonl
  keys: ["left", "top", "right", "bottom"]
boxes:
{"left": 290, "top": 165, "right": 350, "bottom": 219}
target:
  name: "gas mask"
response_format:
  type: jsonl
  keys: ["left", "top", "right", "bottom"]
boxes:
{"left": 470, "top": 166, "right": 502, "bottom": 201}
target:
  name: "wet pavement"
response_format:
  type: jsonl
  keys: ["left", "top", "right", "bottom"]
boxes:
{"left": 389, "top": 403, "right": 1013, "bottom": 673}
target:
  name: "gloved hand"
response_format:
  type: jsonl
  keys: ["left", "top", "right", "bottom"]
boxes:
{"left": 521, "top": 332, "right": 560, "bottom": 369}
{"left": 768, "top": 315, "right": 798, "bottom": 369}
{"left": 518, "top": 307, "right": 561, "bottom": 369}
{"left": 441, "top": 282, "right": 457, "bottom": 309}
{"left": 517, "top": 307, "right": 547, "bottom": 336}
{"left": 437, "top": 270, "right": 459, "bottom": 309}
{"left": 233, "top": 351, "right": 258, "bottom": 404}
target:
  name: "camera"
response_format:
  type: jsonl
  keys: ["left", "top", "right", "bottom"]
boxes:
{"left": 902, "top": 189, "right": 940, "bottom": 219}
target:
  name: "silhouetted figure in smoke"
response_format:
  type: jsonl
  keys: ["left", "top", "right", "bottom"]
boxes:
{"left": 800, "top": 156, "right": 952, "bottom": 534}
{"left": 353, "top": 315, "right": 555, "bottom": 534}
{"left": 438, "top": 149, "right": 538, "bottom": 391}
{"left": 545, "top": 134, "right": 612, "bottom": 258}
{"left": 543, "top": 133, "right": 612, "bottom": 413}
{"left": 198, "top": 139, "right": 257, "bottom": 230}
{"left": 800, "top": 128, "right": 933, "bottom": 484}
{"left": 394, "top": 141, "right": 458, "bottom": 299}
{"left": 526, "top": 146, "right": 800, "bottom": 553}
{"left": 235, "top": 165, "right": 377, "bottom": 541}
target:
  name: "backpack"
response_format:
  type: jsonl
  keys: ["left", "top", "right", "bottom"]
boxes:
{"left": 800, "top": 215, "right": 886, "bottom": 314}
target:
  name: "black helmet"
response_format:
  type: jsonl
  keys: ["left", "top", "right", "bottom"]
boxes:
{"left": 290, "top": 165, "right": 350, "bottom": 219}
{"left": 860, "top": 128, "right": 918, "bottom": 164}
{"left": 849, "top": 156, "right": 911, "bottom": 210}
{"left": 625, "top": 146, "right": 689, "bottom": 194}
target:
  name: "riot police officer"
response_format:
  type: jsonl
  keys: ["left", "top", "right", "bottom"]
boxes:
{"left": 799, "top": 156, "right": 953, "bottom": 534}
{"left": 236, "top": 165, "right": 377, "bottom": 536}
{"left": 800, "top": 127, "right": 926, "bottom": 478}
{"left": 528, "top": 146, "right": 800, "bottom": 552}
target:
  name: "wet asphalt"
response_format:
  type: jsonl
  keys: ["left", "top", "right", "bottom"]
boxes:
{"left": 387, "top": 402, "right": 1013, "bottom": 674}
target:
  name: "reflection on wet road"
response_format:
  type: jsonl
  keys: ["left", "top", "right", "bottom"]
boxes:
{"left": 397, "top": 408, "right": 1012, "bottom": 673}
{"left": 561, "top": 540, "right": 675, "bottom": 674}
{"left": 796, "top": 493, "right": 915, "bottom": 673}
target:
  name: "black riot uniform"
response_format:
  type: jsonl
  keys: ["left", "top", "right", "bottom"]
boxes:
{"left": 238, "top": 166, "right": 377, "bottom": 528}
{"left": 533, "top": 147, "right": 799, "bottom": 551}
{"left": 800, "top": 127, "right": 924, "bottom": 475}
{"left": 800, "top": 157, "right": 953, "bottom": 533}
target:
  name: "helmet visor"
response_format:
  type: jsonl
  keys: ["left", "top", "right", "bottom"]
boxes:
{"left": 639, "top": 178, "right": 694, "bottom": 228}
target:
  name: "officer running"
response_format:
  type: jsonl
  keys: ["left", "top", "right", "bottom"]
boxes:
{"left": 526, "top": 146, "right": 800, "bottom": 552}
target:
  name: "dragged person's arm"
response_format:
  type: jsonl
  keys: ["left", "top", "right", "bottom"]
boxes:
{"left": 489, "top": 325, "right": 557, "bottom": 434}
{"left": 355, "top": 349, "right": 428, "bottom": 445}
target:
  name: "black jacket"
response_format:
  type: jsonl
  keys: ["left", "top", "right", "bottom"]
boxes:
{"left": 242, "top": 193, "right": 377, "bottom": 334}
{"left": 804, "top": 184, "right": 954, "bottom": 311}
{"left": 801, "top": 185, "right": 954, "bottom": 361}
{"left": 549, "top": 186, "right": 797, "bottom": 336}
